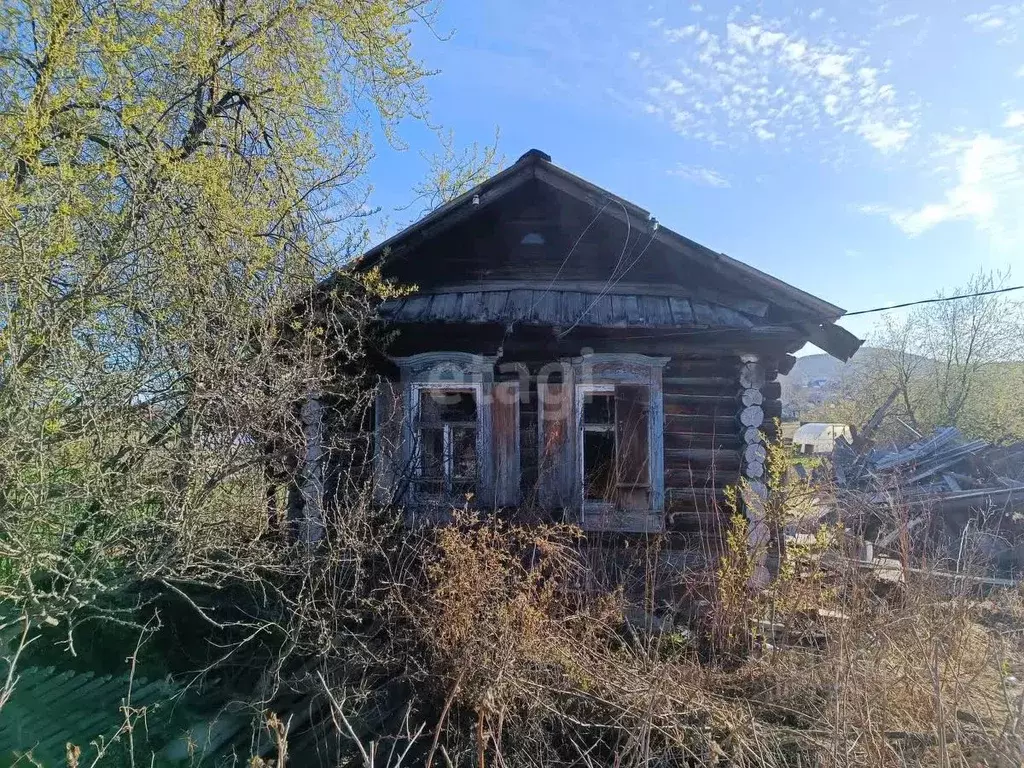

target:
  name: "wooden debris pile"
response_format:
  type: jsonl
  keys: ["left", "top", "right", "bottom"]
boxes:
{"left": 815, "top": 393, "right": 1024, "bottom": 581}
{"left": 833, "top": 425, "right": 1024, "bottom": 514}
{"left": 826, "top": 397, "right": 1024, "bottom": 580}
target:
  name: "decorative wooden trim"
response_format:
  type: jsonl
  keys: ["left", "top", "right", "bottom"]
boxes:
{"left": 570, "top": 353, "right": 668, "bottom": 531}
{"left": 409, "top": 281, "right": 770, "bottom": 317}
{"left": 492, "top": 380, "right": 522, "bottom": 507}
{"left": 389, "top": 352, "right": 498, "bottom": 508}
{"left": 537, "top": 362, "right": 577, "bottom": 512}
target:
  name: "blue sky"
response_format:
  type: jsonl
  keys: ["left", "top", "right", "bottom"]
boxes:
{"left": 366, "top": 0, "right": 1024, "bottom": 345}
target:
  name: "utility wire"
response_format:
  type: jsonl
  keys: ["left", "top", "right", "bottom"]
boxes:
{"left": 844, "top": 285, "right": 1024, "bottom": 316}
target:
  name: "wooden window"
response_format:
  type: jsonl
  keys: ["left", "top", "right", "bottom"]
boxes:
{"left": 415, "top": 389, "right": 478, "bottom": 498}
{"left": 615, "top": 384, "right": 650, "bottom": 511}
{"left": 582, "top": 391, "right": 616, "bottom": 501}
{"left": 579, "top": 384, "right": 651, "bottom": 509}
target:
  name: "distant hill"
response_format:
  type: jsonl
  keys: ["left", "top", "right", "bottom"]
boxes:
{"left": 779, "top": 348, "right": 886, "bottom": 419}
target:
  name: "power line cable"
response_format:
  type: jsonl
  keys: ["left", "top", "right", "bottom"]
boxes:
{"left": 843, "top": 285, "right": 1024, "bottom": 317}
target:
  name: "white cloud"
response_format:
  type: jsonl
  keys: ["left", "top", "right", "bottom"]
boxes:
{"left": 668, "top": 164, "right": 731, "bottom": 187}
{"left": 690, "top": 3, "right": 703, "bottom": 11}
{"left": 1005, "top": 110, "right": 1024, "bottom": 128}
{"left": 809, "top": 8, "right": 825, "bottom": 21}
{"left": 635, "top": 15, "right": 916, "bottom": 154}
{"left": 858, "top": 120, "right": 912, "bottom": 152}
{"left": 664, "top": 24, "right": 699, "bottom": 41}
{"left": 966, "top": 4, "right": 1024, "bottom": 40}
{"left": 887, "top": 14, "right": 919, "bottom": 28}
{"left": 817, "top": 53, "right": 851, "bottom": 80}
{"left": 862, "top": 134, "right": 1024, "bottom": 239}
{"left": 1017, "top": 65, "right": 1024, "bottom": 77}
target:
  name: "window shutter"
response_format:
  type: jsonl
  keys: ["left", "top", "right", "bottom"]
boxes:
{"left": 615, "top": 384, "right": 650, "bottom": 494}
{"left": 374, "top": 380, "right": 405, "bottom": 504}
{"left": 491, "top": 380, "right": 521, "bottom": 507}
{"left": 538, "top": 377, "right": 575, "bottom": 509}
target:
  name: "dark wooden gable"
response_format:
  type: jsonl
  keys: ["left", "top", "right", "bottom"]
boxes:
{"left": 342, "top": 149, "right": 862, "bottom": 361}
{"left": 376, "top": 179, "right": 806, "bottom": 321}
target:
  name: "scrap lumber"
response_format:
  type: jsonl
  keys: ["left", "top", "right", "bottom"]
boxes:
{"left": 829, "top": 425, "right": 1024, "bottom": 581}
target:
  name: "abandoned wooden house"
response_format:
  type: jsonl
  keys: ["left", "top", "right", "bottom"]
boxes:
{"left": 306, "top": 149, "right": 862, "bottom": 577}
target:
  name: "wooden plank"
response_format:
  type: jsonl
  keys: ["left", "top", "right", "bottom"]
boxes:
{"left": 664, "top": 392, "right": 738, "bottom": 405}
{"left": 637, "top": 295, "right": 672, "bottom": 326}
{"left": 399, "top": 295, "right": 433, "bottom": 322}
{"left": 491, "top": 381, "right": 521, "bottom": 506}
{"left": 665, "top": 413, "right": 738, "bottom": 432}
{"left": 665, "top": 398, "right": 733, "bottom": 418}
{"left": 618, "top": 294, "right": 643, "bottom": 325}
{"left": 458, "top": 291, "right": 485, "bottom": 321}
{"left": 666, "top": 468, "right": 738, "bottom": 488}
{"left": 557, "top": 291, "right": 587, "bottom": 326}
{"left": 664, "top": 432, "right": 743, "bottom": 451}
{"left": 615, "top": 384, "right": 650, "bottom": 490}
{"left": 426, "top": 292, "right": 458, "bottom": 321}
{"left": 505, "top": 289, "right": 534, "bottom": 322}
{"left": 691, "top": 301, "right": 717, "bottom": 326}
{"left": 412, "top": 281, "right": 768, "bottom": 315}
{"left": 538, "top": 377, "right": 576, "bottom": 510}
{"left": 711, "top": 305, "right": 755, "bottom": 328}
{"left": 534, "top": 290, "right": 560, "bottom": 325}
{"left": 582, "top": 509, "right": 664, "bottom": 533}
{"left": 663, "top": 375, "right": 737, "bottom": 389}
{"left": 481, "top": 291, "right": 510, "bottom": 322}
{"left": 586, "top": 295, "right": 615, "bottom": 325}
{"left": 668, "top": 297, "right": 694, "bottom": 325}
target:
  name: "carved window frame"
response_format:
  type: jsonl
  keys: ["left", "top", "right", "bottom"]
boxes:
{"left": 570, "top": 353, "right": 669, "bottom": 531}
{"left": 389, "top": 352, "right": 497, "bottom": 509}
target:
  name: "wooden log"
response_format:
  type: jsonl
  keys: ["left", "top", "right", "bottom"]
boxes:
{"left": 739, "top": 363, "right": 765, "bottom": 389}
{"left": 739, "top": 405, "right": 764, "bottom": 428}
{"left": 666, "top": 468, "right": 740, "bottom": 488}
{"left": 664, "top": 431, "right": 743, "bottom": 451}
{"left": 744, "top": 460, "right": 765, "bottom": 479}
{"left": 665, "top": 413, "right": 738, "bottom": 432}
{"left": 743, "top": 427, "right": 762, "bottom": 444}
{"left": 665, "top": 448, "right": 742, "bottom": 469}
{"left": 741, "top": 389, "right": 764, "bottom": 407}
{"left": 743, "top": 443, "right": 767, "bottom": 465}
{"left": 760, "top": 381, "right": 782, "bottom": 400}
{"left": 744, "top": 479, "right": 768, "bottom": 499}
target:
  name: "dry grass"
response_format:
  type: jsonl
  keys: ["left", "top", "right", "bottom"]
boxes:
{"left": 377, "top": 509, "right": 1024, "bottom": 768}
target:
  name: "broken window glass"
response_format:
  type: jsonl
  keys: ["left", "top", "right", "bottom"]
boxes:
{"left": 416, "top": 388, "right": 477, "bottom": 498}
{"left": 582, "top": 392, "right": 616, "bottom": 501}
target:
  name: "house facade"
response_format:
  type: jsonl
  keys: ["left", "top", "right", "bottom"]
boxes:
{"left": 321, "top": 150, "right": 859, "bottom": 575}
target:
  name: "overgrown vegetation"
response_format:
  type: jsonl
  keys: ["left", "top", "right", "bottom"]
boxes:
{"left": 1, "top": 1, "right": 1022, "bottom": 765}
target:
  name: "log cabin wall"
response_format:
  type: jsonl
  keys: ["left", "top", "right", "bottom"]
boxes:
{"left": 315, "top": 148, "right": 859, "bottom": 559}
{"left": 374, "top": 327, "right": 788, "bottom": 550}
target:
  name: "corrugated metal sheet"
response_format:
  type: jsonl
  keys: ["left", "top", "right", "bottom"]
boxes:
{"left": 0, "top": 666, "right": 179, "bottom": 765}
{"left": 380, "top": 290, "right": 759, "bottom": 329}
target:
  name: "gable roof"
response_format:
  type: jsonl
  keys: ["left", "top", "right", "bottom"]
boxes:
{"left": 343, "top": 149, "right": 862, "bottom": 360}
